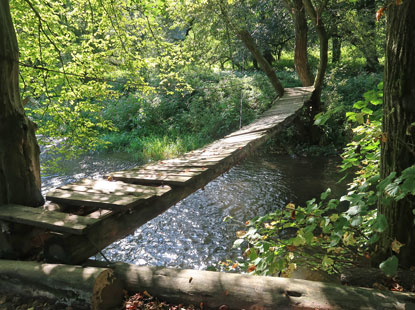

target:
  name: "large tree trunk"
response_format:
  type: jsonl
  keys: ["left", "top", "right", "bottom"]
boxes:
{"left": 378, "top": 1, "right": 415, "bottom": 268}
{"left": 302, "top": 0, "right": 328, "bottom": 105}
{"left": 293, "top": 0, "right": 314, "bottom": 86}
{"left": 0, "top": 0, "right": 43, "bottom": 207}
{"left": 237, "top": 30, "right": 284, "bottom": 97}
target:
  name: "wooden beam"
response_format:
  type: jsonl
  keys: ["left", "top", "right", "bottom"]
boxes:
{"left": 88, "top": 262, "right": 415, "bottom": 310}
{"left": 59, "top": 179, "right": 171, "bottom": 197}
{"left": 46, "top": 188, "right": 146, "bottom": 210}
{"left": 0, "top": 204, "right": 98, "bottom": 235}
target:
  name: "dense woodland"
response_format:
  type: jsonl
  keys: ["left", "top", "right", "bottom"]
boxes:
{"left": 0, "top": 0, "right": 415, "bottom": 291}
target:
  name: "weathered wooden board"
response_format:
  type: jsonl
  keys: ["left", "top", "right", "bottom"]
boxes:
{"left": 59, "top": 179, "right": 171, "bottom": 197}
{"left": 46, "top": 189, "right": 145, "bottom": 210}
{"left": 109, "top": 170, "right": 199, "bottom": 186}
{"left": 85, "top": 209, "right": 114, "bottom": 220}
{"left": 0, "top": 204, "right": 98, "bottom": 234}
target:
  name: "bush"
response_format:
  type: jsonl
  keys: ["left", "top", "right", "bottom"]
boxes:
{"left": 99, "top": 68, "right": 278, "bottom": 160}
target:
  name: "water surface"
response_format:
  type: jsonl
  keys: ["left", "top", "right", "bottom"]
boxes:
{"left": 41, "top": 149, "right": 344, "bottom": 270}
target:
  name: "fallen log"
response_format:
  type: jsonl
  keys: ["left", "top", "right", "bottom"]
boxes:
{"left": 341, "top": 267, "right": 415, "bottom": 291}
{"left": 88, "top": 261, "right": 415, "bottom": 310}
{"left": 0, "top": 260, "right": 123, "bottom": 310}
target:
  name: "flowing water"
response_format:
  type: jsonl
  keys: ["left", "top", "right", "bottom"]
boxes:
{"left": 41, "top": 149, "right": 345, "bottom": 270}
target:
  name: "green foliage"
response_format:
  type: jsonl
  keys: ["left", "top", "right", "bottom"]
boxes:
{"left": 231, "top": 83, "right": 414, "bottom": 277}
{"left": 98, "top": 69, "right": 275, "bottom": 161}
{"left": 314, "top": 66, "right": 383, "bottom": 148}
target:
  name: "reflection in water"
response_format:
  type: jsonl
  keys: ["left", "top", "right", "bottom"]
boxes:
{"left": 41, "top": 149, "right": 344, "bottom": 270}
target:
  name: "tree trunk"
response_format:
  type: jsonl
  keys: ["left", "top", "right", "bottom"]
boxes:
{"left": 0, "top": 260, "right": 123, "bottom": 310}
{"left": 302, "top": 0, "right": 328, "bottom": 104}
{"left": 0, "top": 0, "right": 44, "bottom": 207}
{"left": 237, "top": 30, "right": 284, "bottom": 97}
{"left": 378, "top": 1, "right": 415, "bottom": 268}
{"left": 293, "top": 0, "right": 314, "bottom": 86}
{"left": 87, "top": 261, "right": 415, "bottom": 310}
{"left": 301, "top": 0, "right": 328, "bottom": 144}
{"left": 332, "top": 36, "right": 341, "bottom": 63}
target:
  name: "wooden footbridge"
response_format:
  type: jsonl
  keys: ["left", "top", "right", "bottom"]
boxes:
{"left": 0, "top": 87, "right": 313, "bottom": 264}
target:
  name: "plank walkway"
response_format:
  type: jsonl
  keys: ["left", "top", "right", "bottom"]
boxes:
{"left": 0, "top": 87, "right": 313, "bottom": 264}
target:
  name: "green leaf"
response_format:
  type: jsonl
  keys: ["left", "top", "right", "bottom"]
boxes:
{"left": 353, "top": 100, "right": 367, "bottom": 109}
{"left": 384, "top": 182, "right": 401, "bottom": 197}
{"left": 377, "top": 172, "right": 397, "bottom": 192}
{"left": 401, "top": 166, "right": 415, "bottom": 195}
{"left": 233, "top": 239, "right": 244, "bottom": 248}
{"left": 351, "top": 215, "right": 363, "bottom": 227}
{"left": 361, "top": 108, "right": 373, "bottom": 115}
{"left": 379, "top": 255, "right": 398, "bottom": 277}
{"left": 372, "top": 214, "right": 388, "bottom": 233}
{"left": 320, "top": 188, "right": 331, "bottom": 201}
{"left": 368, "top": 233, "right": 379, "bottom": 244}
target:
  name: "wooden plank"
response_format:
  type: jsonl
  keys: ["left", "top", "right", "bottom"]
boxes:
{"left": 85, "top": 209, "right": 113, "bottom": 220}
{"left": 0, "top": 204, "right": 98, "bottom": 235}
{"left": 59, "top": 179, "right": 171, "bottom": 197}
{"left": 46, "top": 189, "right": 144, "bottom": 210}
{"left": 109, "top": 171, "right": 198, "bottom": 186}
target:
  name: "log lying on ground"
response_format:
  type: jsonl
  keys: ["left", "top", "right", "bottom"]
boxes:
{"left": 0, "top": 260, "right": 123, "bottom": 310}
{"left": 341, "top": 267, "right": 415, "bottom": 291}
{"left": 88, "top": 261, "right": 415, "bottom": 310}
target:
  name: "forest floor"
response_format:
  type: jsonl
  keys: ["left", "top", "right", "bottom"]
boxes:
{"left": 0, "top": 292, "right": 206, "bottom": 310}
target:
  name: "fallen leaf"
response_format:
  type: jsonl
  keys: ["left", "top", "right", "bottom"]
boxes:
{"left": 143, "top": 290, "right": 152, "bottom": 298}
{"left": 236, "top": 230, "right": 247, "bottom": 238}
{"left": 291, "top": 210, "right": 296, "bottom": 220}
{"left": 189, "top": 277, "right": 193, "bottom": 283}
{"left": 286, "top": 203, "right": 295, "bottom": 210}
{"left": 287, "top": 245, "right": 297, "bottom": 252}
{"left": 107, "top": 176, "right": 113, "bottom": 181}
{"left": 391, "top": 282, "right": 404, "bottom": 291}
{"left": 376, "top": 7, "right": 386, "bottom": 21}
{"left": 391, "top": 239, "right": 405, "bottom": 254}
{"left": 248, "top": 265, "right": 257, "bottom": 272}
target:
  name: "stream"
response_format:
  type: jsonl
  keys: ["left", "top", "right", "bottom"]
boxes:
{"left": 41, "top": 149, "right": 346, "bottom": 270}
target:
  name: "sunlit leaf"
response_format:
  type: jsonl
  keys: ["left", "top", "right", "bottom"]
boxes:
{"left": 379, "top": 255, "right": 398, "bottom": 277}
{"left": 391, "top": 239, "right": 405, "bottom": 254}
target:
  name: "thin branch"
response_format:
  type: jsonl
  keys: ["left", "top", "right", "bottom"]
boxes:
{"left": 19, "top": 62, "right": 150, "bottom": 88}
{"left": 23, "top": 0, "right": 74, "bottom": 93}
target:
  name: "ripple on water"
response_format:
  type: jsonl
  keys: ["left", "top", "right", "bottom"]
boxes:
{"left": 41, "top": 150, "right": 344, "bottom": 270}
